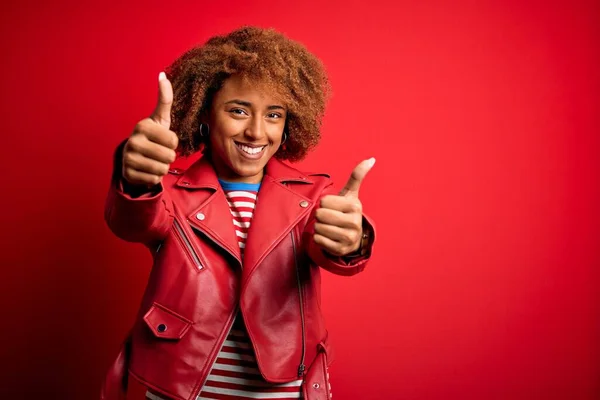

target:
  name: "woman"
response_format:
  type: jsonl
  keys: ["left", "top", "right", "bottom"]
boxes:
{"left": 102, "top": 26, "right": 376, "bottom": 400}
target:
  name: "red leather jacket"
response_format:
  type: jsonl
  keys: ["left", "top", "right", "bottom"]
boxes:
{"left": 101, "top": 148, "right": 375, "bottom": 400}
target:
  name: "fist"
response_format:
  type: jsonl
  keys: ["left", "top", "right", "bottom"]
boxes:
{"left": 122, "top": 72, "right": 179, "bottom": 186}
{"left": 313, "top": 158, "right": 375, "bottom": 257}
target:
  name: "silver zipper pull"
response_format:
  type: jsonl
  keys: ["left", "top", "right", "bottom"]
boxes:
{"left": 298, "top": 363, "right": 306, "bottom": 377}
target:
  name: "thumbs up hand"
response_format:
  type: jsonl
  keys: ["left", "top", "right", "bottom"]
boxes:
{"left": 313, "top": 158, "right": 376, "bottom": 257}
{"left": 122, "top": 72, "right": 179, "bottom": 186}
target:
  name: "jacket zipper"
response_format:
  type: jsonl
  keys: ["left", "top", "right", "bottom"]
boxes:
{"left": 184, "top": 221, "right": 243, "bottom": 397}
{"left": 173, "top": 218, "right": 203, "bottom": 270}
{"left": 181, "top": 222, "right": 241, "bottom": 398}
{"left": 291, "top": 228, "right": 306, "bottom": 377}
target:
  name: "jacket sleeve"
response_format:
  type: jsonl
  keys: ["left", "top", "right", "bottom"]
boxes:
{"left": 104, "top": 140, "right": 174, "bottom": 245}
{"left": 302, "top": 181, "right": 376, "bottom": 276}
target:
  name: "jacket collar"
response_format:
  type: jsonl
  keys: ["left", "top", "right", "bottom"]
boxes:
{"left": 175, "top": 156, "right": 314, "bottom": 190}
{"left": 176, "top": 155, "right": 316, "bottom": 276}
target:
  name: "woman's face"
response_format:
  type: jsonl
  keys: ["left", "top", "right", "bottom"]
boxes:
{"left": 206, "top": 75, "right": 287, "bottom": 183}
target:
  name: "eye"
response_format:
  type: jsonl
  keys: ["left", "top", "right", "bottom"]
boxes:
{"left": 267, "top": 112, "right": 283, "bottom": 119}
{"left": 229, "top": 108, "right": 248, "bottom": 116}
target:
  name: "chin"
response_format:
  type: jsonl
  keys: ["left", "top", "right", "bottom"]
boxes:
{"left": 235, "top": 166, "right": 263, "bottom": 178}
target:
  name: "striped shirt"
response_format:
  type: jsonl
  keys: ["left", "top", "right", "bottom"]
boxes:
{"left": 221, "top": 181, "right": 259, "bottom": 257}
{"left": 147, "top": 180, "right": 303, "bottom": 400}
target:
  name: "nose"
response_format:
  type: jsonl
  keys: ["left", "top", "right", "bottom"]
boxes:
{"left": 243, "top": 116, "right": 266, "bottom": 141}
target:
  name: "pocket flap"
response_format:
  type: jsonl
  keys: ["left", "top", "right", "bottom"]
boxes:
{"left": 143, "top": 303, "right": 193, "bottom": 340}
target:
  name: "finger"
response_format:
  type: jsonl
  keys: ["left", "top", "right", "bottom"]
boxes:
{"left": 314, "top": 222, "right": 360, "bottom": 245}
{"left": 150, "top": 72, "right": 173, "bottom": 128}
{"left": 122, "top": 169, "right": 162, "bottom": 186}
{"left": 123, "top": 152, "right": 170, "bottom": 177}
{"left": 134, "top": 121, "right": 179, "bottom": 150}
{"left": 315, "top": 208, "right": 361, "bottom": 230}
{"left": 313, "top": 234, "right": 347, "bottom": 257}
{"left": 127, "top": 134, "right": 177, "bottom": 164}
{"left": 339, "top": 157, "right": 376, "bottom": 197}
{"left": 320, "top": 195, "right": 362, "bottom": 214}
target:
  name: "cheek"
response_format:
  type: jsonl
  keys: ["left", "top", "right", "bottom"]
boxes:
{"left": 207, "top": 130, "right": 231, "bottom": 157}
{"left": 210, "top": 120, "right": 238, "bottom": 145}
{"left": 268, "top": 125, "right": 285, "bottom": 144}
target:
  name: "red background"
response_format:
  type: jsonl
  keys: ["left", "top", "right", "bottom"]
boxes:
{"left": 1, "top": 0, "right": 599, "bottom": 399}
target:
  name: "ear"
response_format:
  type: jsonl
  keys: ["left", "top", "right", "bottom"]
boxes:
{"left": 198, "top": 108, "right": 210, "bottom": 123}
{"left": 281, "top": 130, "right": 288, "bottom": 145}
{"left": 197, "top": 107, "right": 211, "bottom": 136}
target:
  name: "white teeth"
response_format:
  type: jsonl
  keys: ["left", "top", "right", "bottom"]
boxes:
{"left": 239, "top": 144, "right": 265, "bottom": 155}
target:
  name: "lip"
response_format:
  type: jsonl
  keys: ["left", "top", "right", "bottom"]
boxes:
{"left": 234, "top": 141, "right": 267, "bottom": 160}
{"left": 235, "top": 141, "right": 267, "bottom": 148}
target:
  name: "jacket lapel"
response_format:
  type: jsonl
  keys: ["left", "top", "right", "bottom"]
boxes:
{"left": 176, "top": 157, "right": 242, "bottom": 265}
{"left": 174, "top": 156, "right": 316, "bottom": 274}
{"left": 241, "top": 159, "right": 315, "bottom": 281}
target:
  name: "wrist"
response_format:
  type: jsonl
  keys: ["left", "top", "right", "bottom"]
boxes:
{"left": 344, "top": 229, "right": 371, "bottom": 258}
{"left": 120, "top": 177, "right": 161, "bottom": 198}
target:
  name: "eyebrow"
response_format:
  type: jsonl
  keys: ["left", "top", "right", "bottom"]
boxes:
{"left": 224, "top": 99, "right": 285, "bottom": 110}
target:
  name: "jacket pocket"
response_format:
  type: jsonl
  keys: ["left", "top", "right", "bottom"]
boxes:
{"left": 143, "top": 303, "right": 193, "bottom": 340}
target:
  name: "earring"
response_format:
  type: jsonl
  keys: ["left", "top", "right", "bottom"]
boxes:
{"left": 282, "top": 131, "right": 288, "bottom": 144}
{"left": 199, "top": 123, "right": 210, "bottom": 137}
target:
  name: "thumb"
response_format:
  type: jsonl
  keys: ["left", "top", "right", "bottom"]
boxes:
{"left": 150, "top": 72, "right": 173, "bottom": 128}
{"left": 339, "top": 157, "right": 376, "bottom": 197}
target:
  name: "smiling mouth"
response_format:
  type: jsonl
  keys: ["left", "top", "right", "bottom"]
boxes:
{"left": 235, "top": 142, "right": 267, "bottom": 155}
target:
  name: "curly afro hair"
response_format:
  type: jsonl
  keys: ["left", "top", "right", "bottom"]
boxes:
{"left": 165, "top": 26, "right": 331, "bottom": 162}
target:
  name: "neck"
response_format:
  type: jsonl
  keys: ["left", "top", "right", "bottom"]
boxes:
{"left": 210, "top": 155, "right": 264, "bottom": 184}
